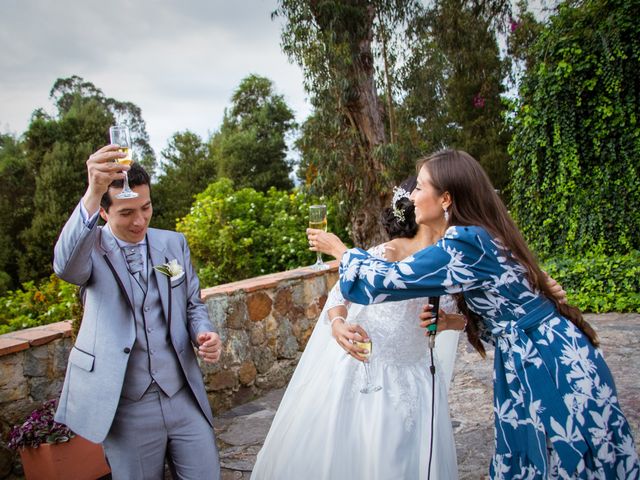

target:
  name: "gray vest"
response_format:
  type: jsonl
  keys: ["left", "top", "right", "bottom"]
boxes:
{"left": 120, "top": 265, "right": 185, "bottom": 401}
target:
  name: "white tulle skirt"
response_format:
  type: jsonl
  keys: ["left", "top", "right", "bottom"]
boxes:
{"left": 251, "top": 299, "right": 459, "bottom": 480}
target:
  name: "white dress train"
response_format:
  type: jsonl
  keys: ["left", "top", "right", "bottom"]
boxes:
{"left": 251, "top": 245, "right": 460, "bottom": 480}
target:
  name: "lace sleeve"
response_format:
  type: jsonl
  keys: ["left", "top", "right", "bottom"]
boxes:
{"left": 323, "top": 282, "right": 349, "bottom": 324}
{"left": 326, "top": 282, "right": 347, "bottom": 309}
{"left": 323, "top": 243, "right": 388, "bottom": 325}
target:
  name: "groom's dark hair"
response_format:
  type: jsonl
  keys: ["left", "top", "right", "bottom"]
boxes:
{"left": 100, "top": 163, "right": 151, "bottom": 212}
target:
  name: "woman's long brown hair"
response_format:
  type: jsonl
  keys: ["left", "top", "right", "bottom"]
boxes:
{"left": 419, "top": 150, "right": 599, "bottom": 355}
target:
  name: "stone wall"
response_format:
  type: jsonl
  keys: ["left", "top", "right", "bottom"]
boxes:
{"left": 198, "top": 261, "right": 338, "bottom": 412}
{"left": 0, "top": 262, "right": 338, "bottom": 479}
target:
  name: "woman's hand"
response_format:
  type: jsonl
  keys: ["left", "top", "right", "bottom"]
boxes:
{"left": 418, "top": 306, "right": 467, "bottom": 334}
{"left": 307, "top": 229, "right": 348, "bottom": 259}
{"left": 331, "top": 319, "right": 371, "bottom": 362}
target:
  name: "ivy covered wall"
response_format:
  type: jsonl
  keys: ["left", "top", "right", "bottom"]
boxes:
{"left": 508, "top": 0, "right": 640, "bottom": 259}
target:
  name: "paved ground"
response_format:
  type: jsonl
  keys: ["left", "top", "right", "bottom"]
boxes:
{"left": 213, "top": 313, "right": 640, "bottom": 479}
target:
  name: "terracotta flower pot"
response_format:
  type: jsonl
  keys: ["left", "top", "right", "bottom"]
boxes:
{"left": 19, "top": 434, "right": 110, "bottom": 480}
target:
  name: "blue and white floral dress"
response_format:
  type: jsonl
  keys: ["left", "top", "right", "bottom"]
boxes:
{"left": 339, "top": 225, "right": 639, "bottom": 479}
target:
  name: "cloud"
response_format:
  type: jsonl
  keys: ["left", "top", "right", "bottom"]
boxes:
{"left": 0, "top": 0, "right": 309, "bottom": 156}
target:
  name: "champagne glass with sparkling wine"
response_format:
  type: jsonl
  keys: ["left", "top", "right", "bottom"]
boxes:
{"left": 309, "top": 204, "right": 329, "bottom": 271}
{"left": 354, "top": 337, "right": 382, "bottom": 394}
{"left": 109, "top": 125, "right": 138, "bottom": 199}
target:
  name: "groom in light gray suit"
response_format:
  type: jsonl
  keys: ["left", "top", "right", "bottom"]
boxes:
{"left": 53, "top": 144, "right": 222, "bottom": 479}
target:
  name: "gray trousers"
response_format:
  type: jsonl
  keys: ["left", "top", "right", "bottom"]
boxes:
{"left": 103, "top": 384, "right": 220, "bottom": 479}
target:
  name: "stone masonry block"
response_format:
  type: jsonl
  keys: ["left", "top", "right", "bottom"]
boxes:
{"left": 252, "top": 347, "right": 275, "bottom": 375}
{"left": 207, "top": 295, "right": 230, "bottom": 341}
{"left": 209, "top": 369, "right": 238, "bottom": 392}
{"left": 28, "top": 376, "right": 61, "bottom": 403}
{"left": 52, "top": 337, "right": 72, "bottom": 377}
{"left": 247, "top": 292, "right": 272, "bottom": 322}
{"left": 23, "top": 345, "right": 49, "bottom": 377}
{"left": 250, "top": 325, "right": 265, "bottom": 346}
{"left": 277, "top": 320, "right": 299, "bottom": 359}
{"left": 224, "top": 330, "right": 250, "bottom": 366}
{"left": 303, "top": 276, "right": 327, "bottom": 306}
{"left": 0, "top": 355, "right": 27, "bottom": 403}
{"left": 273, "top": 287, "right": 293, "bottom": 316}
{"left": 238, "top": 361, "right": 257, "bottom": 386}
{"left": 290, "top": 281, "right": 305, "bottom": 307}
{"left": 226, "top": 294, "right": 249, "bottom": 330}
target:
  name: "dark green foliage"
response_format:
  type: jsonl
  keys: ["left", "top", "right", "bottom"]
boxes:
{"left": 211, "top": 75, "right": 295, "bottom": 192}
{"left": 278, "top": 0, "right": 514, "bottom": 245}
{"left": 543, "top": 251, "right": 640, "bottom": 313}
{"left": 0, "top": 134, "right": 33, "bottom": 294}
{"left": 50, "top": 76, "right": 155, "bottom": 173}
{"left": 275, "top": 0, "right": 423, "bottom": 247}
{"left": 18, "top": 100, "right": 113, "bottom": 282}
{"left": 15, "top": 77, "right": 156, "bottom": 283}
{"left": 399, "top": 0, "right": 512, "bottom": 195}
{"left": 508, "top": 0, "right": 640, "bottom": 258}
{"left": 152, "top": 131, "right": 216, "bottom": 230}
{"left": 177, "top": 178, "right": 348, "bottom": 286}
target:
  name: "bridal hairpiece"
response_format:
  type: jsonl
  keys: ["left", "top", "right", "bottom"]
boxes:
{"left": 391, "top": 186, "right": 411, "bottom": 223}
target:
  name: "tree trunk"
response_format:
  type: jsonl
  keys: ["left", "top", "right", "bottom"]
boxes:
{"left": 310, "top": 0, "right": 390, "bottom": 247}
{"left": 381, "top": 25, "right": 397, "bottom": 144}
{"left": 350, "top": 187, "right": 389, "bottom": 249}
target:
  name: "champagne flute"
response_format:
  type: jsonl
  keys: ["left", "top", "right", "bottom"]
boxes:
{"left": 309, "top": 204, "right": 329, "bottom": 271}
{"left": 109, "top": 125, "right": 138, "bottom": 199}
{"left": 354, "top": 338, "right": 381, "bottom": 394}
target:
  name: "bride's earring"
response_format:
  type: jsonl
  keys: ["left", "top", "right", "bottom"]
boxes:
{"left": 443, "top": 207, "right": 449, "bottom": 222}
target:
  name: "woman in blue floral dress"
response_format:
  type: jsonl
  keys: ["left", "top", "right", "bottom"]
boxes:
{"left": 307, "top": 150, "right": 639, "bottom": 479}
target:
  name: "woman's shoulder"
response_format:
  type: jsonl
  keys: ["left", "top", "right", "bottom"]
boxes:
{"left": 438, "top": 226, "right": 499, "bottom": 258}
{"left": 442, "top": 225, "right": 491, "bottom": 242}
{"left": 366, "top": 242, "right": 390, "bottom": 260}
{"left": 368, "top": 239, "right": 417, "bottom": 262}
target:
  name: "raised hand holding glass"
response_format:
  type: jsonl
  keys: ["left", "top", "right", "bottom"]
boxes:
{"left": 309, "top": 205, "right": 329, "bottom": 271}
{"left": 109, "top": 125, "right": 137, "bottom": 199}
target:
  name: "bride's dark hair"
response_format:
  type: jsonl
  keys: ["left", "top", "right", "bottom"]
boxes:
{"left": 418, "top": 150, "right": 599, "bottom": 356}
{"left": 381, "top": 176, "right": 419, "bottom": 240}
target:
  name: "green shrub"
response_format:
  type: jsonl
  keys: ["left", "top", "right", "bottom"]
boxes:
{"left": 542, "top": 250, "right": 640, "bottom": 313}
{"left": 0, "top": 275, "right": 81, "bottom": 335}
{"left": 177, "top": 178, "right": 348, "bottom": 286}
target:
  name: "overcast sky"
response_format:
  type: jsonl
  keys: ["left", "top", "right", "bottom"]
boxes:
{"left": 0, "top": 0, "right": 310, "bottom": 158}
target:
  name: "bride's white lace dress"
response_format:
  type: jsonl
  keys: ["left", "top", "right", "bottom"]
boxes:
{"left": 251, "top": 245, "right": 459, "bottom": 479}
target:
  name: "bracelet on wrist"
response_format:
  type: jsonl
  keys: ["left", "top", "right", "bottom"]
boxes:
{"left": 330, "top": 316, "right": 346, "bottom": 327}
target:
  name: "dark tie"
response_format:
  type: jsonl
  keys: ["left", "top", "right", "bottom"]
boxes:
{"left": 124, "top": 245, "right": 146, "bottom": 288}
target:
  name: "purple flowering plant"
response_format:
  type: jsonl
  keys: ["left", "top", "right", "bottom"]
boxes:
{"left": 7, "top": 399, "right": 74, "bottom": 450}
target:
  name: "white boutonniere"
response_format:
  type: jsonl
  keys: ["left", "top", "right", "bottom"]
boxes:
{"left": 153, "top": 259, "right": 185, "bottom": 281}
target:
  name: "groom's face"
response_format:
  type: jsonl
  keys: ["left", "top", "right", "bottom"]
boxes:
{"left": 100, "top": 184, "right": 153, "bottom": 244}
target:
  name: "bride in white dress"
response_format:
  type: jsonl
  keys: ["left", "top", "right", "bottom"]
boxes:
{"left": 251, "top": 177, "right": 463, "bottom": 479}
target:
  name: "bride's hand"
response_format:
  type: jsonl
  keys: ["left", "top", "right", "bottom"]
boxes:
{"left": 307, "top": 229, "right": 347, "bottom": 259}
{"left": 331, "top": 319, "right": 370, "bottom": 362}
{"left": 419, "top": 305, "right": 467, "bottom": 333}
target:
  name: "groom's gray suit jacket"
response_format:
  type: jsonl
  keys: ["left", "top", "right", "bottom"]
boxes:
{"left": 53, "top": 202, "right": 216, "bottom": 443}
